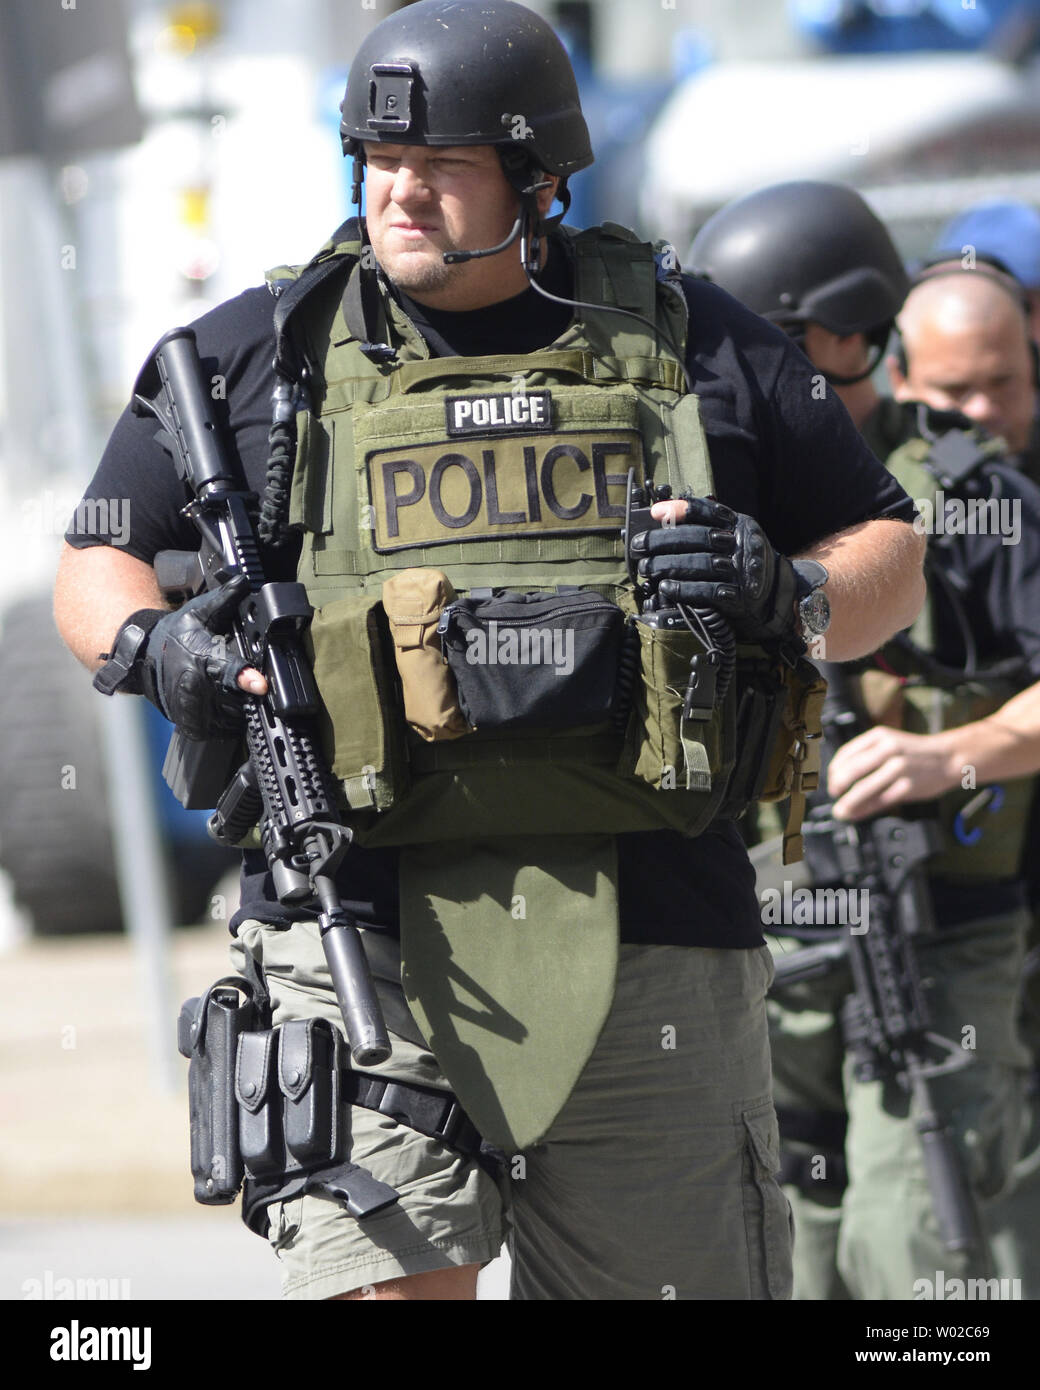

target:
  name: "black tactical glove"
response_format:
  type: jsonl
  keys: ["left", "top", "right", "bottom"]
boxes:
{"left": 95, "top": 575, "right": 254, "bottom": 740}
{"left": 628, "top": 497, "right": 800, "bottom": 647}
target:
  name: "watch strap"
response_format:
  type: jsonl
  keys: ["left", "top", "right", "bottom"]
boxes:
{"left": 790, "top": 558, "right": 828, "bottom": 601}
{"left": 93, "top": 608, "right": 165, "bottom": 697}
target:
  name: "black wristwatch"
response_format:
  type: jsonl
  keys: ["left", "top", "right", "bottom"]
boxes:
{"left": 791, "top": 559, "right": 830, "bottom": 642}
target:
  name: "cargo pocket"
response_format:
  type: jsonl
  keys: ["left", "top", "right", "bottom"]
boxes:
{"left": 621, "top": 619, "right": 726, "bottom": 793}
{"left": 307, "top": 592, "right": 409, "bottom": 812}
{"left": 740, "top": 1098, "right": 794, "bottom": 1300}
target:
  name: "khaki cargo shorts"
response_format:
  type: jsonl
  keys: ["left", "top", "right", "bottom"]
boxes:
{"left": 231, "top": 920, "right": 791, "bottom": 1301}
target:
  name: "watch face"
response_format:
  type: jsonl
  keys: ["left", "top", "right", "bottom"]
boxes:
{"left": 800, "top": 590, "right": 831, "bottom": 636}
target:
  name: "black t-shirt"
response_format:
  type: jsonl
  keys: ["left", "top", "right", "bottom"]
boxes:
{"left": 68, "top": 232, "right": 916, "bottom": 948}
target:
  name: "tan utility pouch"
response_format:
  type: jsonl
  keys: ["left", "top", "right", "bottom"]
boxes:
{"left": 758, "top": 658, "right": 828, "bottom": 864}
{"left": 382, "top": 569, "right": 472, "bottom": 743}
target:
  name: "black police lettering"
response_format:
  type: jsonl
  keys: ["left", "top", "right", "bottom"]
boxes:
{"left": 140, "top": 576, "right": 253, "bottom": 740}
{"left": 592, "top": 444, "right": 631, "bottom": 518}
{"left": 374, "top": 434, "right": 638, "bottom": 547}
{"left": 541, "top": 445, "right": 591, "bottom": 521}
{"left": 523, "top": 446, "right": 542, "bottom": 521}
{"left": 384, "top": 461, "right": 425, "bottom": 536}
{"left": 429, "top": 454, "right": 482, "bottom": 528}
{"left": 483, "top": 451, "right": 526, "bottom": 525}
{"left": 631, "top": 497, "right": 801, "bottom": 646}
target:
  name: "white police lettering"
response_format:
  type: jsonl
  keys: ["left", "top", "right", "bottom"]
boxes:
{"left": 446, "top": 391, "right": 551, "bottom": 436}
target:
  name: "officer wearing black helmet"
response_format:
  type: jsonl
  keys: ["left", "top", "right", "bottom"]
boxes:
{"left": 55, "top": 8, "right": 923, "bottom": 1300}
{"left": 690, "top": 180, "right": 1040, "bottom": 1299}
{"left": 688, "top": 181, "right": 909, "bottom": 434}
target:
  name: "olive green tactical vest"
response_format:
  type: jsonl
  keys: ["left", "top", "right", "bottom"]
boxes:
{"left": 267, "top": 223, "right": 784, "bottom": 847}
{"left": 856, "top": 439, "right": 1034, "bottom": 881}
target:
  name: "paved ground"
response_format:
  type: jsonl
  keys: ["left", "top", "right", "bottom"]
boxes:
{"left": 2, "top": 914, "right": 235, "bottom": 1218}
{"left": 2, "top": 1215, "right": 281, "bottom": 1301}
{"left": 1, "top": 908, "right": 509, "bottom": 1299}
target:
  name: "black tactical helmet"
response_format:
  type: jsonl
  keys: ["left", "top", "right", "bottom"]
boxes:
{"left": 339, "top": 0, "right": 593, "bottom": 180}
{"left": 688, "top": 181, "right": 909, "bottom": 336}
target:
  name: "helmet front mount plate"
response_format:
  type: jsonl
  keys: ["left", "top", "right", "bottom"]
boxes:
{"left": 366, "top": 63, "right": 417, "bottom": 136}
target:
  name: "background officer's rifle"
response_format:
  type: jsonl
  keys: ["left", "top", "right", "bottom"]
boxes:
{"left": 132, "top": 327, "right": 391, "bottom": 1067}
{"left": 772, "top": 661, "right": 989, "bottom": 1264}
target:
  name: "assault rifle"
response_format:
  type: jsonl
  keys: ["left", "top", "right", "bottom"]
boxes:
{"left": 771, "top": 661, "right": 990, "bottom": 1265}
{"left": 132, "top": 327, "right": 391, "bottom": 1067}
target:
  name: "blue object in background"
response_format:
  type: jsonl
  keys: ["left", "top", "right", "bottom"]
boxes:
{"left": 933, "top": 201, "right": 1040, "bottom": 288}
{"left": 952, "top": 785, "right": 1006, "bottom": 846}
{"left": 790, "top": 0, "right": 1038, "bottom": 51}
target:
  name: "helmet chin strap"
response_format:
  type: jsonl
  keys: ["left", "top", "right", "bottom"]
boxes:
{"left": 824, "top": 321, "right": 896, "bottom": 386}
{"left": 785, "top": 320, "right": 892, "bottom": 388}
{"left": 822, "top": 344, "right": 885, "bottom": 387}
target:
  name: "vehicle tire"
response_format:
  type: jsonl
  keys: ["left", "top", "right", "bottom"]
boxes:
{"left": 0, "top": 594, "right": 121, "bottom": 934}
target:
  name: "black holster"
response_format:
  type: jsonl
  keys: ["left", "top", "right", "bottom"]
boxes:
{"left": 177, "top": 976, "right": 260, "bottom": 1204}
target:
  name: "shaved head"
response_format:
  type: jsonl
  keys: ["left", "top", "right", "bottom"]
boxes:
{"left": 899, "top": 271, "right": 1028, "bottom": 356}
{"left": 891, "top": 269, "right": 1037, "bottom": 451}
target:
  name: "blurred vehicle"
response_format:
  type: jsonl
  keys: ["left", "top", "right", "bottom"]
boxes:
{"left": 640, "top": 49, "right": 1040, "bottom": 262}
{"left": 0, "top": 592, "right": 232, "bottom": 936}
{"left": 0, "top": 0, "right": 233, "bottom": 937}
{"left": 791, "top": 0, "right": 1040, "bottom": 55}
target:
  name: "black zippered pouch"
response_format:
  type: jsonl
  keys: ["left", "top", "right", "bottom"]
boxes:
{"left": 437, "top": 588, "right": 624, "bottom": 731}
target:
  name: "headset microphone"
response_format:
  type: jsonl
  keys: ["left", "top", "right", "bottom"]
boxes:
{"left": 442, "top": 217, "right": 524, "bottom": 265}
{"left": 441, "top": 179, "right": 553, "bottom": 265}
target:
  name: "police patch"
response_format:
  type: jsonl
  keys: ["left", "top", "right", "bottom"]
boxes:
{"left": 445, "top": 391, "right": 553, "bottom": 437}
{"left": 367, "top": 429, "right": 644, "bottom": 552}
